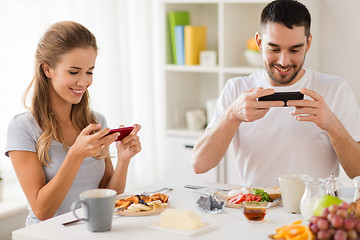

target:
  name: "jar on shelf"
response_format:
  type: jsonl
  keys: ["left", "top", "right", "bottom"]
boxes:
{"left": 300, "top": 176, "right": 326, "bottom": 221}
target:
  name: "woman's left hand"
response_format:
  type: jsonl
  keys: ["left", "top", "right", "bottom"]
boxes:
{"left": 116, "top": 124, "right": 142, "bottom": 162}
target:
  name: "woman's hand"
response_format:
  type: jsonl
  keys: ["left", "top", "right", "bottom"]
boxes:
{"left": 116, "top": 124, "right": 142, "bottom": 162}
{"left": 69, "top": 124, "right": 119, "bottom": 160}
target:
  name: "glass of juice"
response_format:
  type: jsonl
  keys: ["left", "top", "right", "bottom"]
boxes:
{"left": 241, "top": 202, "right": 270, "bottom": 222}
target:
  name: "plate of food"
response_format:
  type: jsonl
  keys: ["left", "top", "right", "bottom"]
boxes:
{"left": 114, "top": 193, "right": 169, "bottom": 216}
{"left": 226, "top": 187, "right": 281, "bottom": 209}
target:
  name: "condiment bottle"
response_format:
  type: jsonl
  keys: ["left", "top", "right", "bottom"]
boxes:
{"left": 325, "top": 174, "right": 341, "bottom": 197}
{"left": 353, "top": 176, "right": 360, "bottom": 202}
{"left": 300, "top": 176, "right": 326, "bottom": 221}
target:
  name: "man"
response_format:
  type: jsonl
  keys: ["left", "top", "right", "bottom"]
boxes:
{"left": 191, "top": 0, "right": 360, "bottom": 187}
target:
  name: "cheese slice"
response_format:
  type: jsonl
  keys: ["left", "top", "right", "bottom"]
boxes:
{"left": 160, "top": 209, "right": 202, "bottom": 230}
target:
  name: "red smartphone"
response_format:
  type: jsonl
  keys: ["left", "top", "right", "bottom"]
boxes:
{"left": 106, "top": 126, "right": 134, "bottom": 141}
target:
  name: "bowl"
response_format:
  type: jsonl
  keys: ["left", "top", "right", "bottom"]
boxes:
{"left": 241, "top": 201, "right": 270, "bottom": 222}
{"left": 244, "top": 49, "right": 263, "bottom": 67}
{"left": 193, "top": 188, "right": 227, "bottom": 213}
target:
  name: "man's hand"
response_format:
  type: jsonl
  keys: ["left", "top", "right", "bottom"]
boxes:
{"left": 228, "top": 87, "right": 284, "bottom": 122}
{"left": 287, "top": 88, "right": 337, "bottom": 131}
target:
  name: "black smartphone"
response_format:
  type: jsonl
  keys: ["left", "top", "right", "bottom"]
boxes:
{"left": 106, "top": 127, "right": 134, "bottom": 141}
{"left": 258, "top": 92, "right": 304, "bottom": 106}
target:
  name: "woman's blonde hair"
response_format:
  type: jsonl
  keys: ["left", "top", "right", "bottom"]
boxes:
{"left": 23, "top": 21, "right": 107, "bottom": 166}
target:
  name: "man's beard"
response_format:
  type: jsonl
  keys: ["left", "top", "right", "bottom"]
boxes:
{"left": 265, "top": 62, "right": 304, "bottom": 85}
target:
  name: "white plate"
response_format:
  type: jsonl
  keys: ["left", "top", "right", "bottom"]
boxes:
{"left": 147, "top": 222, "right": 215, "bottom": 237}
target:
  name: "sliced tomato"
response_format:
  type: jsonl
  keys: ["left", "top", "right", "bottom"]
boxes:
{"left": 255, "top": 195, "right": 262, "bottom": 202}
{"left": 229, "top": 194, "right": 245, "bottom": 204}
{"left": 244, "top": 194, "right": 253, "bottom": 202}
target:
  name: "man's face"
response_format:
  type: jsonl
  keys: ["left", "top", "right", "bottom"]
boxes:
{"left": 256, "top": 22, "right": 312, "bottom": 86}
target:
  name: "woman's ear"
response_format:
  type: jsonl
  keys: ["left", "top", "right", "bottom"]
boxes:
{"left": 42, "top": 63, "right": 52, "bottom": 78}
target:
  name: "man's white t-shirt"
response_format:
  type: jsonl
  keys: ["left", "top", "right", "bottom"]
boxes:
{"left": 207, "top": 69, "right": 360, "bottom": 187}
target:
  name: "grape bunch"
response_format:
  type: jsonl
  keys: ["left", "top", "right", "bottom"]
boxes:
{"left": 309, "top": 202, "right": 360, "bottom": 240}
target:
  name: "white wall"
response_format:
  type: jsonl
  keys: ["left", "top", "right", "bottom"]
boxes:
{"left": 319, "top": 0, "right": 360, "bottom": 103}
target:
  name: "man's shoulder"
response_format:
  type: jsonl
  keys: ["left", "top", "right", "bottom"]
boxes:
{"left": 307, "top": 69, "right": 346, "bottom": 85}
{"left": 226, "top": 71, "right": 264, "bottom": 87}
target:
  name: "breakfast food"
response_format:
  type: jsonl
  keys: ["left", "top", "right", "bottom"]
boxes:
{"left": 227, "top": 187, "right": 281, "bottom": 204}
{"left": 309, "top": 202, "right": 360, "bottom": 240}
{"left": 160, "top": 209, "right": 202, "bottom": 230}
{"left": 196, "top": 195, "right": 224, "bottom": 212}
{"left": 271, "top": 220, "right": 314, "bottom": 240}
{"left": 115, "top": 193, "right": 169, "bottom": 213}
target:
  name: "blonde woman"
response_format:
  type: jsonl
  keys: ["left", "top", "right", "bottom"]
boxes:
{"left": 5, "top": 21, "right": 141, "bottom": 226}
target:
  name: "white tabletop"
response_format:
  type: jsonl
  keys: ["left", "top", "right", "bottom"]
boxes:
{"left": 12, "top": 179, "right": 303, "bottom": 240}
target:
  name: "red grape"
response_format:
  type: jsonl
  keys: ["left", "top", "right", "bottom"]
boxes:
{"left": 310, "top": 215, "right": 321, "bottom": 224}
{"left": 322, "top": 207, "right": 330, "bottom": 218}
{"left": 344, "top": 218, "right": 355, "bottom": 230}
{"left": 327, "top": 212, "right": 336, "bottom": 222}
{"left": 329, "top": 204, "right": 339, "bottom": 213}
{"left": 317, "top": 230, "right": 331, "bottom": 240}
{"left": 334, "top": 229, "right": 347, "bottom": 240}
{"left": 337, "top": 209, "right": 349, "bottom": 218}
{"left": 318, "top": 218, "right": 329, "bottom": 230}
{"left": 331, "top": 215, "right": 344, "bottom": 229}
{"left": 339, "top": 202, "right": 349, "bottom": 211}
{"left": 355, "top": 219, "right": 360, "bottom": 232}
{"left": 310, "top": 222, "right": 319, "bottom": 234}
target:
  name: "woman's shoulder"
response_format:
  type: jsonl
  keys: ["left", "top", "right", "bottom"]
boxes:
{"left": 9, "top": 111, "right": 37, "bottom": 127}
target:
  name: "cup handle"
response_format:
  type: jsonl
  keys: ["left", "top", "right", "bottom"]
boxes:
{"left": 71, "top": 200, "right": 89, "bottom": 222}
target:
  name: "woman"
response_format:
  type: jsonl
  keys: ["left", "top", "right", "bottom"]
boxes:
{"left": 5, "top": 21, "right": 141, "bottom": 226}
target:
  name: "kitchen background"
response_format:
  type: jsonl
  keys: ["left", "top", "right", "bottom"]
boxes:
{"left": 0, "top": 0, "right": 359, "bottom": 238}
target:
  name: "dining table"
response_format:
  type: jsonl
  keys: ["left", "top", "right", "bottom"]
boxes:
{"left": 12, "top": 178, "right": 304, "bottom": 240}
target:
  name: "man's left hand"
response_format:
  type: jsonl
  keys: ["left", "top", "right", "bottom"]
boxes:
{"left": 286, "top": 88, "right": 337, "bottom": 131}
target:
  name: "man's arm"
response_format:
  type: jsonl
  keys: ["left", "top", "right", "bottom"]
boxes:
{"left": 192, "top": 109, "right": 241, "bottom": 174}
{"left": 192, "top": 87, "right": 284, "bottom": 174}
{"left": 326, "top": 117, "right": 360, "bottom": 178}
{"left": 288, "top": 88, "right": 360, "bottom": 178}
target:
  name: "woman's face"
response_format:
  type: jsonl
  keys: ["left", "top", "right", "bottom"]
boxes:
{"left": 44, "top": 47, "right": 97, "bottom": 106}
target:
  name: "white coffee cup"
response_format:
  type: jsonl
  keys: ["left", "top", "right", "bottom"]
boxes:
{"left": 278, "top": 174, "right": 306, "bottom": 214}
{"left": 71, "top": 189, "right": 116, "bottom": 232}
{"left": 186, "top": 109, "right": 206, "bottom": 130}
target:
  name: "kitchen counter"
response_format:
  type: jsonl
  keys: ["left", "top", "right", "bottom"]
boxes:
{"left": 12, "top": 179, "right": 303, "bottom": 240}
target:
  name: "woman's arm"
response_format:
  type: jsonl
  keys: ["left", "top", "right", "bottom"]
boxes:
{"left": 9, "top": 124, "right": 119, "bottom": 221}
{"left": 10, "top": 149, "right": 83, "bottom": 221}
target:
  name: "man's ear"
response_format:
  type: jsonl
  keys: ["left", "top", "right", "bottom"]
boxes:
{"left": 42, "top": 63, "right": 52, "bottom": 78}
{"left": 255, "top": 32, "right": 262, "bottom": 52}
{"left": 305, "top": 33, "right": 312, "bottom": 53}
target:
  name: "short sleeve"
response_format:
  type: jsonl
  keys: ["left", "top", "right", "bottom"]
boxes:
{"left": 207, "top": 79, "right": 237, "bottom": 129}
{"left": 5, "top": 113, "right": 38, "bottom": 157}
{"left": 93, "top": 111, "right": 107, "bottom": 129}
{"left": 333, "top": 81, "right": 360, "bottom": 142}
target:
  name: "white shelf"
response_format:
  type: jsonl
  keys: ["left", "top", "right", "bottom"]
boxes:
{"left": 166, "top": 64, "right": 263, "bottom": 75}
{"left": 224, "top": 66, "right": 263, "bottom": 74}
{"left": 166, "top": 64, "right": 219, "bottom": 73}
{"left": 166, "top": 128, "right": 204, "bottom": 138}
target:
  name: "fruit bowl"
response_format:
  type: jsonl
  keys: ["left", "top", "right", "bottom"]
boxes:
{"left": 244, "top": 49, "right": 263, "bottom": 67}
{"left": 193, "top": 188, "right": 227, "bottom": 213}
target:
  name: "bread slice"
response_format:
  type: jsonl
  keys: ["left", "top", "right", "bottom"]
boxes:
{"left": 263, "top": 187, "right": 282, "bottom": 201}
